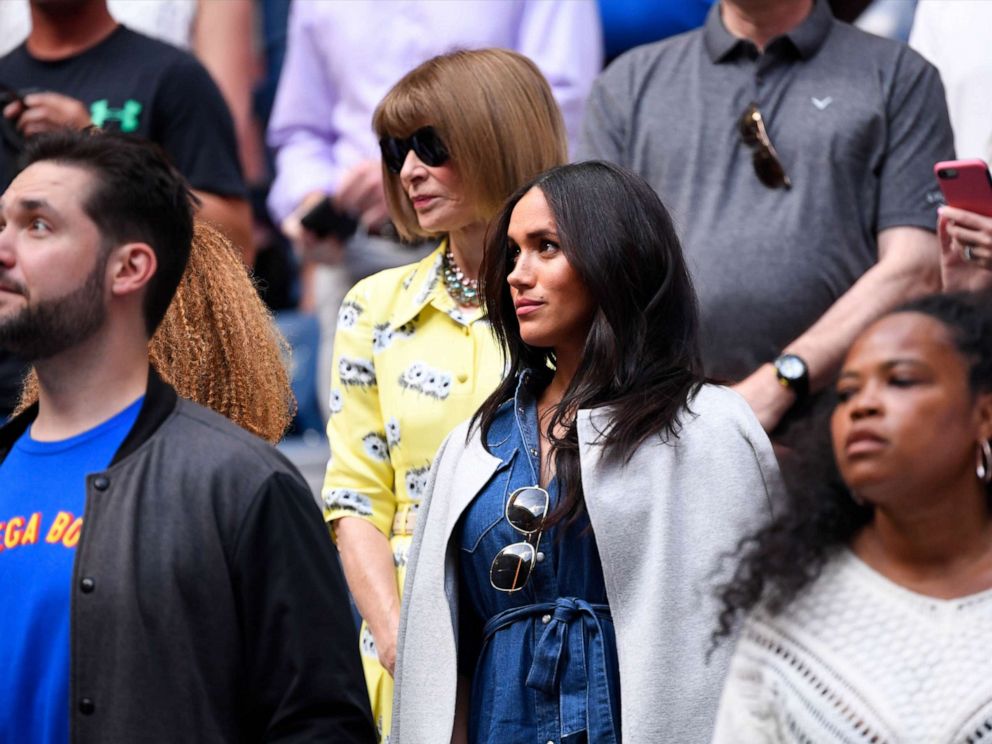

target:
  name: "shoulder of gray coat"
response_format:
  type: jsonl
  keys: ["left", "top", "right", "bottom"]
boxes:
{"left": 449, "top": 417, "right": 475, "bottom": 448}
{"left": 430, "top": 416, "right": 493, "bottom": 470}
{"left": 676, "top": 384, "right": 771, "bottom": 449}
{"left": 579, "top": 383, "right": 763, "bottom": 446}
{"left": 684, "top": 384, "right": 763, "bottom": 433}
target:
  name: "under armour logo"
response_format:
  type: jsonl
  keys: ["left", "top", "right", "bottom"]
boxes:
{"left": 811, "top": 96, "right": 833, "bottom": 110}
{"left": 90, "top": 99, "right": 143, "bottom": 133}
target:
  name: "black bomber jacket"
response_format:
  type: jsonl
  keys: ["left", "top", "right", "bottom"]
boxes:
{"left": 0, "top": 370, "right": 376, "bottom": 744}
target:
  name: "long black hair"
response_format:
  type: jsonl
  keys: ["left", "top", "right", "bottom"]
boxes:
{"left": 713, "top": 291, "right": 992, "bottom": 644}
{"left": 473, "top": 160, "right": 704, "bottom": 525}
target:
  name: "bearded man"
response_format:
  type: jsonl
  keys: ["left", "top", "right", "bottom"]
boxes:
{"left": 0, "top": 130, "right": 375, "bottom": 744}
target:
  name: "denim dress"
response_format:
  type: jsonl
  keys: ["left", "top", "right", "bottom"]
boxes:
{"left": 456, "top": 374, "right": 621, "bottom": 744}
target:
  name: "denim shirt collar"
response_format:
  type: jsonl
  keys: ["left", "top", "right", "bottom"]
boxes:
{"left": 485, "top": 370, "right": 544, "bottom": 485}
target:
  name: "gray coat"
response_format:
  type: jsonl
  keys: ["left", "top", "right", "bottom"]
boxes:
{"left": 393, "top": 384, "right": 781, "bottom": 743}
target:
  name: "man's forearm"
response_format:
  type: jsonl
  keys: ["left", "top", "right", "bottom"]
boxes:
{"left": 734, "top": 227, "right": 940, "bottom": 432}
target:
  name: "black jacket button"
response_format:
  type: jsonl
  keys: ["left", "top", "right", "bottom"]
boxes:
{"left": 80, "top": 577, "right": 95, "bottom": 593}
{"left": 93, "top": 477, "right": 109, "bottom": 491}
{"left": 79, "top": 698, "right": 95, "bottom": 715}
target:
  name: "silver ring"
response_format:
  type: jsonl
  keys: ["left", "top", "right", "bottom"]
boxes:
{"left": 964, "top": 244, "right": 977, "bottom": 262}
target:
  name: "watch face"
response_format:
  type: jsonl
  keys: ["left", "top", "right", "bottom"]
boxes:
{"left": 777, "top": 355, "right": 805, "bottom": 380}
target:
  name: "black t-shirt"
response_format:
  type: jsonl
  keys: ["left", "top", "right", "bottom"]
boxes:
{"left": 0, "top": 25, "right": 245, "bottom": 195}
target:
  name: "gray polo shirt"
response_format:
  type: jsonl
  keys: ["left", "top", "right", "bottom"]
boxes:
{"left": 579, "top": 0, "right": 953, "bottom": 380}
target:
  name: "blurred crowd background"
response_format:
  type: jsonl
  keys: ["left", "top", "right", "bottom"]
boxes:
{"left": 0, "top": 0, "right": 985, "bottom": 494}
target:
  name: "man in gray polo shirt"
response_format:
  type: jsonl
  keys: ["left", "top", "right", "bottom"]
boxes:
{"left": 580, "top": 0, "right": 953, "bottom": 434}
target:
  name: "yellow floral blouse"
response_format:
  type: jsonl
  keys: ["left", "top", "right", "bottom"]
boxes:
{"left": 322, "top": 240, "right": 503, "bottom": 572}
{"left": 323, "top": 241, "right": 504, "bottom": 739}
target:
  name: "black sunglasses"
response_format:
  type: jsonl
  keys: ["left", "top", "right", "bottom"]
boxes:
{"left": 489, "top": 486, "right": 550, "bottom": 592}
{"left": 379, "top": 126, "right": 450, "bottom": 174}
{"left": 739, "top": 103, "right": 791, "bottom": 190}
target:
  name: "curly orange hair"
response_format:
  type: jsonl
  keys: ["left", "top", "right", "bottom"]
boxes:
{"left": 16, "top": 222, "right": 296, "bottom": 443}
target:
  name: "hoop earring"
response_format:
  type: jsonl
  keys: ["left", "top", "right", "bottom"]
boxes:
{"left": 850, "top": 490, "right": 865, "bottom": 506}
{"left": 977, "top": 440, "right": 992, "bottom": 484}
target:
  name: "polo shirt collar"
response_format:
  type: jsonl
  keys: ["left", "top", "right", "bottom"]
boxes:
{"left": 787, "top": 0, "right": 832, "bottom": 59}
{"left": 704, "top": 0, "right": 832, "bottom": 63}
{"left": 703, "top": 3, "right": 744, "bottom": 62}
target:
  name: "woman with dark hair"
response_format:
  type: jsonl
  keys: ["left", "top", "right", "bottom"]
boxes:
{"left": 711, "top": 291, "right": 992, "bottom": 742}
{"left": 323, "top": 48, "right": 568, "bottom": 743}
{"left": 393, "top": 161, "right": 780, "bottom": 744}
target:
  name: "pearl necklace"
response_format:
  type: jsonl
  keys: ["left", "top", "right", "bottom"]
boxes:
{"left": 442, "top": 247, "right": 481, "bottom": 307}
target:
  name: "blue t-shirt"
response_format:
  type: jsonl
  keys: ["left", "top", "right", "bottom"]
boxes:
{"left": 0, "top": 397, "right": 143, "bottom": 743}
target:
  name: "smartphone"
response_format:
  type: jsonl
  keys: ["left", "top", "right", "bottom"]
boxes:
{"left": 300, "top": 197, "right": 359, "bottom": 241}
{"left": 934, "top": 159, "right": 992, "bottom": 217}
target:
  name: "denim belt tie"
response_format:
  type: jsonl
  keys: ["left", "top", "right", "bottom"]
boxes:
{"left": 481, "top": 597, "right": 617, "bottom": 743}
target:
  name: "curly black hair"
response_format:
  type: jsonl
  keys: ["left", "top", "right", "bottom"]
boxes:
{"left": 712, "top": 290, "right": 992, "bottom": 645}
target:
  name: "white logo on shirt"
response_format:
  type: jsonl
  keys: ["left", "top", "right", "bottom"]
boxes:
{"left": 811, "top": 96, "right": 833, "bottom": 110}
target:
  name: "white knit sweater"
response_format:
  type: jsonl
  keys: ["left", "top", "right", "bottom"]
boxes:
{"left": 711, "top": 549, "right": 992, "bottom": 743}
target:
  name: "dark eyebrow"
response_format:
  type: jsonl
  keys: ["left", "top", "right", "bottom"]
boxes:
{"left": 838, "top": 357, "right": 930, "bottom": 380}
{"left": 883, "top": 358, "right": 930, "bottom": 372}
{"left": 525, "top": 228, "right": 559, "bottom": 241}
{"left": 0, "top": 197, "right": 59, "bottom": 221}
{"left": 0, "top": 197, "right": 56, "bottom": 217}
{"left": 20, "top": 198, "right": 53, "bottom": 212}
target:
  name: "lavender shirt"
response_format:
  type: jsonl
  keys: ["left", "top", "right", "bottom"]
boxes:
{"left": 266, "top": 0, "right": 603, "bottom": 223}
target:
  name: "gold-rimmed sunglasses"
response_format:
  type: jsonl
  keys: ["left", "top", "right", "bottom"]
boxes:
{"left": 739, "top": 103, "right": 791, "bottom": 190}
{"left": 489, "top": 486, "right": 550, "bottom": 592}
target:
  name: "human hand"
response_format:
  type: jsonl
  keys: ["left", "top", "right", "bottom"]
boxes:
{"left": 2, "top": 95, "right": 23, "bottom": 123}
{"left": 280, "top": 190, "right": 345, "bottom": 265}
{"left": 732, "top": 363, "right": 795, "bottom": 433}
{"left": 336, "top": 159, "right": 389, "bottom": 230}
{"left": 8, "top": 92, "right": 91, "bottom": 137}
{"left": 372, "top": 618, "right": 399, "bottom": 677}
{"left": 938, "top": 206, "right": 992, "bottom": 292}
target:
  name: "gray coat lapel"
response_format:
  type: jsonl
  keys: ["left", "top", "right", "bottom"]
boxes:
{"left": 442, "top": 432, "right": 502, "bottom": 537}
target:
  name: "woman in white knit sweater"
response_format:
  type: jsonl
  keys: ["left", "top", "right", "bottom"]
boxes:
{"left": 711, "top": 291, "right": 992, "bottom": 743}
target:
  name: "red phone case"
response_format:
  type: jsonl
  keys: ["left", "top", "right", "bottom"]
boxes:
{"left": 935, "top": 159, "right": 992, "bottom": 217}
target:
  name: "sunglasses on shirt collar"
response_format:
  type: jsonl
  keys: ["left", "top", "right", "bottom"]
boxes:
{"left": 489, "top": 486, "right": 550, "bottom": 593}
{"left": 379, "top": 126, "right": 450, "bottom": 174}
{"left": 738, "top": 103, "right": 791, "bottom": 190}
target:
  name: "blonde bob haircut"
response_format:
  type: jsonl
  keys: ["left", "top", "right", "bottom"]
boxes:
{"left": 373, "top": 48, "right": 568, "bottom": 241}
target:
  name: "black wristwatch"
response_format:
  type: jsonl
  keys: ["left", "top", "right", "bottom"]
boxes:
{"left": 773, "top": 353, "right": 809, "bottom": 402}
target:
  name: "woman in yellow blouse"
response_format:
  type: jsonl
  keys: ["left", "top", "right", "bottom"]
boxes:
{"left": 322, "top": 49, "right": 568, "bottom": 742}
